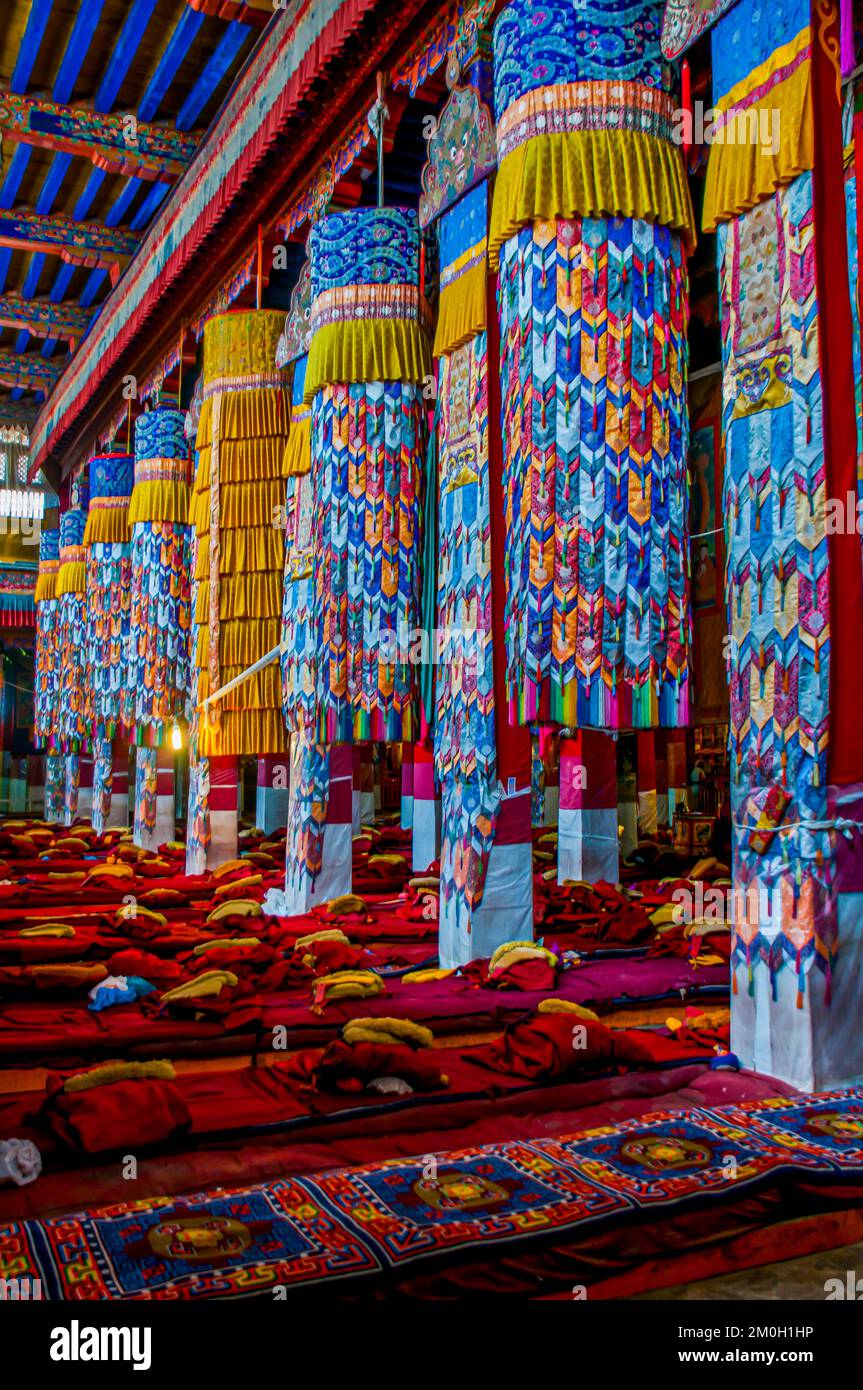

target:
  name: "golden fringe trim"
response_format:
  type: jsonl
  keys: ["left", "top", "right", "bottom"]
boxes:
{"left": 702, "top": 30, "right": 813, "bottom": 231}
{"left": 304, "top": 317, "right": 432, "bottom": 400}
{"left": 283, "top": 416, "right": 311, "bottom": 477}
{"left": 129, "top": 478, "right": 191, "bottom": 526}
{"left": 196, "top": 617, "right": 280, "bottom": 671}
{"left": 56, "top": 561, "right": 86, "bottom": 596}
{"left": 193, "top": 571, "right": 282, "bottom": 624}
{"left": 83, "top": 505, "right": 131, "bottom": 547}
{"left": 193, "top": 527, "right": 284, "bottom": 580}
{"left": 488, "top": 129, "right": 697, "bottom": 267}
{"left": 194, "top": 478, "right": 285, "bottom": 533}
{"left": 64, "top": 1059, "right": 176, "bottom": 1092}
{"left": 196, "top": 388, "right": 291, "bottom": 450}
{"left": 35, "top": 573, "right": 57, "bottom": 603}
{"left": 191, "top": 437, "right": 286, "bottom": 492}
{"left": 198, "top": 706, "right": 289, "bottom": 758}
{"left": 195, "top": 661, "right": 282, "bottom": 710}
{"left": 434, "top": 260, "right": 488, "bottom": 357}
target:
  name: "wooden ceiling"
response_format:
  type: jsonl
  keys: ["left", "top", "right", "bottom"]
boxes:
{"left": 0, "top": 0, "right": 259, "bottom": 427}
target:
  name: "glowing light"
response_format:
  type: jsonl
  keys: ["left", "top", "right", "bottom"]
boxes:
{"left": 170, "top": 723, "right": 182, "bottom": 750}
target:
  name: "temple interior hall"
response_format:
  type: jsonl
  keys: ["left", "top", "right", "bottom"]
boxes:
{"left": 0, "top": 0, "right": 862, "bottom": 1318}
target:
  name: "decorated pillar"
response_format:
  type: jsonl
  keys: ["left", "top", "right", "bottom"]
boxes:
{"left": 83, "top": 451, "right": 134, "bottom": 833}
{"left": 400, "top": 742, "right": 414, "bottom": 830}
{"left": 655, "top": 728, "right": 670, "bottom": 828}
{"left": 256, "top": 753, "right": 290, "bottom": 833}
{"left": 412, "top": 739, "right": 441, "bottom": 873}
{"left": 107, "top": 738, "right": 130, "bottom": 828}
{"left": 420, "top": 53, "right": 532, "bottom": 963}
{"left": 305, "top": 206, "right": 429, "bottom": 745}
{"left": 279, "top": 258, "right": 352, "bottom": 898}
{"left": 283, "top": 741, "right": 353, "bottom": 912}
{"left": 190, "top": 309, "right": 289, "bottom": 864}
{"left": 34, "top": 527, "right": 63, "bottom": 821}
{"left": 636, "top": 729, "right": 658, "bottom": 835}
{"left": 129, "top": 407, "right": 192, "bottom": 845}
{"left": 677, "top": 0, "right": 863, "bottom": 1086}
{"left": 490, "top": 0, "right": 694, "bottom": 735}
{"left": 56, "top": 502, "right": 90, "bottom": 823}
{"left": 558, "top": 730, "right": 619, "bottom": 885}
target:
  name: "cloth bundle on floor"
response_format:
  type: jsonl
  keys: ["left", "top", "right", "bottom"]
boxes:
{"left": 490, "top": 0, "right": 694, "bottom": 728}
{"left": 129, "top": 408, "right": 192, "bottom": 746}
{"left": 56, "top": 507, "right": 90, "bottom": 753}
{"left": 191, "top": 309, "right": 289, "bottom": 756}
{"left": 305, "top": 206, "right": 432, "bottom": 743}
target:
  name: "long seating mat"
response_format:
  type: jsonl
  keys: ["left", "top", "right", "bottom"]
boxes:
{"left": 0, "top": 956, "right": 728, "bottom": 1064}
{"left": 3, "top": 1086, "right": 861, "bottom": 1299}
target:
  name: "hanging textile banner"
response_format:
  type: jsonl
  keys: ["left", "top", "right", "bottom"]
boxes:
{"left": 34, "top": 526, "right": 60, "bottom": 750}
{"left": 83, "top": 452, "right": 134, "bottom": 743}
{"left": 191, "top": 309, "right": 290, "bottom": 757}
{"left": 704, "top": 0, "right": 837, "bottom": 1008}
{"left": 702, "top": 0, "right": 813, "bottom": 231}
{"left": 490, "top": 0, "right": 694, "bottom": 730}
{"left": 129, "top": 408, "right": 192, "bottom": 747}
{"left": 56, "top": 507, "right": 89, "bottom": 754}
{"left": 278, "top": 258, "right": 318, "bottom": 739}
{"left": 305, "top": 206, "right": 432, "bottom": 743}
{"left": 661, "top": 0, "right": 741, "bottom": 59}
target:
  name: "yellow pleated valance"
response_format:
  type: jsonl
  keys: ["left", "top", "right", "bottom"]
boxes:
{"left": 488, "top": 129, "right": 697, "bottom": 268}
{"left": 304, "top": 316, "right": 432, "bottom": 402}
{"left": 702, "top": 27, "right": 813, "bottom": 232}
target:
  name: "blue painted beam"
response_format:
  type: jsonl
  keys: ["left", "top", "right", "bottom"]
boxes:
{"left": 139, "top": 7, "right": 206, "bottom": 123}
{"left": 95, "top": 0, "right": 160, "bottom": 112}
{"left": 54, "top": 0, "right": 107, "bottom": 104}
{"left": 176, "top": 22, "right": 250, "bottom": 130}
{"left": 10, "top": 0, "right": 55, "bottom": 95}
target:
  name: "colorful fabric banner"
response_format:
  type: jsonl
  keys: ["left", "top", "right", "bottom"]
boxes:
{"left": 130, "top": 408, "right": 192, "bottom": 746}
{"left": 307, "top": 207, "right": 431, "bottom": 743}
{"left": 490, "top": 0, "right": 693, "bottom": 730}
{"left": 56, "top": 509, "right": 89, "bottom": 753}
{"left": 191, "top": 310, "right": 290, "bottom": 757}
{"left": 34, "top": 528, "right": 60, "bottom": 749}
{"left": 84, "top": 452, "right": 134, "bottom": 740}
{"left": 718, "top": 169, "right": 833, "bottom": 995}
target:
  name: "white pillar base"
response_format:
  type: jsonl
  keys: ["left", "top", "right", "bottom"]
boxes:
{"left": 412, "top": 797, "right": 441, "bottom": 873}
{"left": 558, "top": 805, "right": 619, "bottom": 884}
{"left": 637, "top": 789, "right": 658, "bottom": 836}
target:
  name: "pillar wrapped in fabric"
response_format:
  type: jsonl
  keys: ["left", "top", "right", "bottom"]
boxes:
{"left": 34, "top": 527, "right": 60, "bottom": 748}
{"left": 191, "top": 309, "right": 289, "bottom": 758}
{"left": 305, "top": 206, "right": 431, "bottom": 744}
{"left": 489, "top": 0, "right": 695, "bottom": 728}
{"left": 56, "top": 507, "right": 89, "bottom": 761}
{"left": 278, "top": 259, "right": 348, "bottom": 890}
{"left": 704, "top": 0, "right": 863, "bottom": 1089}
{"left": 83, "top": 452, "right": 134, "bottom": 832}
{"left": 129, "top": 408, "right": 192, "bottom": 747}
{"left": 35, "top": 527, "right": 63, "bottom": 820}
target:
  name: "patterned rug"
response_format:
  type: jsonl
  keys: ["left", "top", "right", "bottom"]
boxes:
{"left": 4, "top": 1089, "right": 862, "bottom": 1299}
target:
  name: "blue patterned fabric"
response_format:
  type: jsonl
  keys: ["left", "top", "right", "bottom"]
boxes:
{"left": 134, "top": 409, "right": 187, "bottom": 462}
{"left": 89, "top": 452, "right": 134, "bottom": 501}
{"left": 60, "top": 509, "right": 86, "bottom": 550}
{"left": 39, "top": 528, "right": 59, "bottom": 562}
{"left": 310, "top": 208, "right": 422, "bottom": 296}
{"left": 711, "top": 0, "right": 809, "bottom": 100}
{"left": 494, "top": 0, "right": 670, "bottom": 121}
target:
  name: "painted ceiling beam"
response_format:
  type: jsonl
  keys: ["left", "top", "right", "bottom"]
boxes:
{"left": 185, "top": 0, "right": 270, "bottom": 26}
{"left": 0, "top": 293, "right": 95, "bottom": 341}
{"left": 0, "top": 210, "right": 139, "bottom": 278}
{"left": 0, "top": 350, "right": 65, "bottom": 392}
{"left": 0, "top": 93, "right": 201, "bottom": 182}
